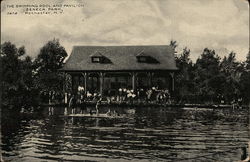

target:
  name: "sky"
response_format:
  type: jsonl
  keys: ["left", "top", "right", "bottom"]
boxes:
{"left": 1, "top": 0, "right": 249, "bottom": 61}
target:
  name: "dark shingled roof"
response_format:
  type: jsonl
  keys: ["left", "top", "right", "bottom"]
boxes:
{"left": 61, "top": 45, "right": 178, "bottom": 71}
{"left": 136, "top": 50, "right": 147, "bottom": 57}
{"left": 90, "top": 51, "right": 103, "bottom": 57}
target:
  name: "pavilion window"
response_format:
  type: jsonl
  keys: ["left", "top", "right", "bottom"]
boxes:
{"left": 137, "top": 56, "right": 148, "bottom": 63}
{"left": 92, "top": 56, "right": 102, "bottom": 63}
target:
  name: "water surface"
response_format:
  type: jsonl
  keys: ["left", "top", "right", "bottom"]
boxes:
{"left": 1, "top": 106, "right": 249, "bottom": 161}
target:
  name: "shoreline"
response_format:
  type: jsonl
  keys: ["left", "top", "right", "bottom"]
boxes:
{"left": 40, "top": 101, "right": 249, "bottom": 109}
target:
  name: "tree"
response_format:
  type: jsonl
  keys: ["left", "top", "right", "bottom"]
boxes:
{"left": 245, "top": 49, "right": 250, "bottom": 69}
{"left": 34, "top": 39, "right": 67, "bottom": 94}
{"left": 175, "top": 47, "right": 195, "bottom": 102}
{"left": 240, "top": 50, "right": 250, "bottom": 104}
{"left": 170, "top": 40, "right": 178, "bottom": 59}
{"left": 219, "top": 51, "right": 244, "bottom": 101}
{"left": 193, "top": 48, "right": 221, "bottom": 102}
{"left": 1, "top": 42, "right": 35, "bottom": 110}
{"left": 170, "top": 40, "right": 178, "bottom": 51}
{"left": 34, "top": 39, "right": 67, "bottom": 73}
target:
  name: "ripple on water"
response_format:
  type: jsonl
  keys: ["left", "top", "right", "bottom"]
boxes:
{"left": 1, "top": 107, "right": 249, "bottom": 161}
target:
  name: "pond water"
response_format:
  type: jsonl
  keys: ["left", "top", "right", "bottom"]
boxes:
{"left": 1, "top": 106, "right": 249, "bottom": 162}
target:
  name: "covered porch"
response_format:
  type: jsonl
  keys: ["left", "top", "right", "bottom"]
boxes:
{"left": 67, "top": 70, "right": 175, "bottom": 96}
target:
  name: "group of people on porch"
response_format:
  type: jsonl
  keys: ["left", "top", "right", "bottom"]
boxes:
{"left": 64, "top": 86, "right": 172, "bottom": 105}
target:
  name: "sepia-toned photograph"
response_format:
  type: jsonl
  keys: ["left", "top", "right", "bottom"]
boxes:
{"left": 1, "top": 0, "right": 249, "bottom": 161}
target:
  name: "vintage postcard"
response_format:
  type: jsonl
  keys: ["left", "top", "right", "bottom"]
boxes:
{"left": 1, "top": 0, "right": 249, "bottom": 161}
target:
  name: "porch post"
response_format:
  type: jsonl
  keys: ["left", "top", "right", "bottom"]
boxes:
{"left": 76, "top": 75, "right": 80, "bottom": 94}
{"left": 62, "top": 72, "right": 66, "bottom": 93}
{"left": 84, "top": 72, "right": 88, "bottom": 95}
{"left": 170, "top": 72, "right": 174, "bottom": 92}
{"left": 147, "top": 72, "right": 152, "bottom": 88}
{"left": 71, "top": 74, "right": 74, "bottom": 94}
{"left": 63, "top": 72, "right": 67, "bottom": 104}
{"left": 132, "top": 72, "right": 136, "bottom": 91}
{"left": 100, "top": 72, "right": 104, "bottom": 96}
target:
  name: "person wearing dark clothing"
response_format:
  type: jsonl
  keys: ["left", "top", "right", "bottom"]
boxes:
{"left": 96, "top": 98, "right": 102, "bottom": 115}
{"left": 80, "top": 101, "right": 86, "bottom": 114}
{"left": 69, "top": 94, "right": 77, "bottom": 114}
{"left": 89, "top": 109, "right": 93, "bottom": 116}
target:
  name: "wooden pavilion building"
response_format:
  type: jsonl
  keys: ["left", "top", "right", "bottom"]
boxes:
{"left": 60, "top": 45, "right": 178, "bottom": 96}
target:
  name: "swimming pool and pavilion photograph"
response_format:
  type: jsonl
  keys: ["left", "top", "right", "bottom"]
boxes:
{"left": 1, "top": 0, "right": 249, "bottom": 161}
{"left": 60, "top": 45, "right": 177, "bottom": 105}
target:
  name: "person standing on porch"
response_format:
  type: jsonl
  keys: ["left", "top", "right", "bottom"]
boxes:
{"left": 146, "top": 89, "right": 152, "bottom": 103}
{"left": 68, "top": 94, "right": 76, "bottom": 114}
{"left": 96, "top": 98, "right": 102, "bottom": 116}
{"left": 80, "top": 99, "right": 86, "bottom": 114}
{"left": 119, "top": 88, "right": 122, "bottom": 102}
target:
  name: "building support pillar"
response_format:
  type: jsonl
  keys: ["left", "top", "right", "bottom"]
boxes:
{"left": 63, "top": 72, "right": 67, "bottom": 104}
{"left": 147, "top": 72, "right": 153, "bottom": 88}
{"left": 83, "top": 72, "right": 88, "bottom": 95}
{"left": 132, "top": 72, "right": 136, "bottom": 91}
{"left": 62, "top": 72, "right": 65, "bottom": 93}
{"left": 99, "top": 72, "right": 104, "bottom": 96}
{"left": 76, "top": 75, "right": 80, "bottom": 94}
{"left": 170, "top": 72, "right": 175, "bottom": 92}
{"left": 71, "top": 74, "right": 75, "bottom": 94}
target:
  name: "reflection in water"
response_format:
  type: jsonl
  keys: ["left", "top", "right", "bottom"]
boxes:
{"left": 1, "top": 106, "right": 249, "bottom": 161}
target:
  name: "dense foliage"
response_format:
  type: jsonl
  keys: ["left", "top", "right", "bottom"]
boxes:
{"left": 174, "top": 44, "right": 250, "bottom": 105}
{"left": 1, "top": 42, "right": 37, "bottom": 110}
{"left": 1, "top": 40, "right": 67, "bottom": 110}
{"left": 33, "top": 39, "right": 67, "bottom": 93}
